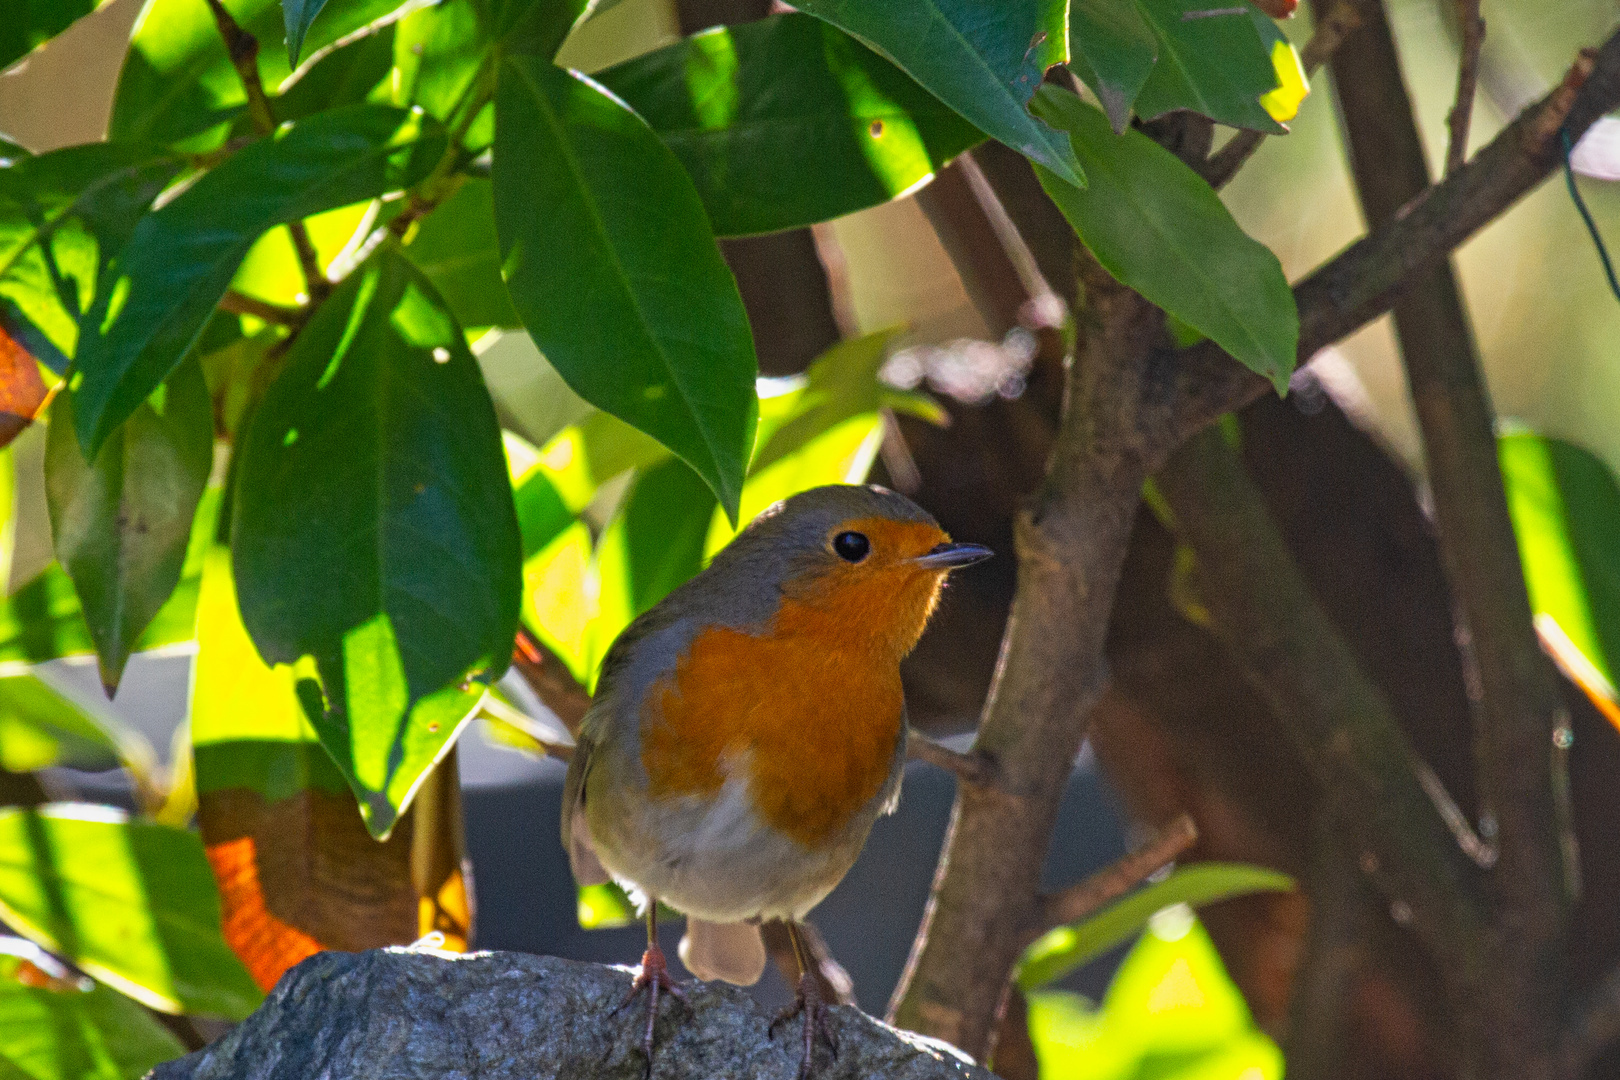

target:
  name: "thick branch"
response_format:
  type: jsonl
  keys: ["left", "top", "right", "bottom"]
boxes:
{"left": 1155, "top": 427, "right": 1491, "bottom": 988}
{"left": 888, "top": 255, "right": 1175, "bottom": 1059}
{"left": 150, "top": 949, "right": 991, "bottom": 1080}
{"left": 1173, "top": 31, "right": 1620, "bottom": 444}
{"left": 1035, "top": 814, "right": 1197, "bottom": 933}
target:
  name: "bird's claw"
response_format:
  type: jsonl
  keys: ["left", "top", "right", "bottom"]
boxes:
{"left": 770, "top": 972, "right": 838, "bottom": 1078}
{"left": 614, "top": 944, "right": 687, "bottom": 1077}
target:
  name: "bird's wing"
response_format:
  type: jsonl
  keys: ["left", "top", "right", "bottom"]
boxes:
{"left": 560, "top": 724, "right": 610, "bottom": 886}
{"left": 679, "top": 919, "right": 766, "bottom": 985}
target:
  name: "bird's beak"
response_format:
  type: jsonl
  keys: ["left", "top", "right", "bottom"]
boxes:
{"left": 911, "top": 542, "right": 994, "bottom": 570}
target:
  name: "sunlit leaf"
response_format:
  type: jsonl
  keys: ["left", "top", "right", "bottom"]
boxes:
{"left": 0, "top": 953, "right": 185, "bottom": 1080}
{"left": 46, "top": 357, "right": 213, "bottom": 692}
{"left": 1031, "top": 87, "right": 1297, "bottom": 394}
{"left": 1017, "top": 862, "right": 1294, "bottom": 990}
{"left": 74, "top": 104, "right": 445, "bottom": 455}
{"left": 110, "top": 0, "right": 412, "bottom": 147}
{"left": 232, "top": 247, "right": 520, "bottom": 838}
{"left": 0, "top": 668, "right": 129, "bottom": 774}
{"left": 789, "top": 0, "right": 1083, "bottom": 187}
{"left": 597, "top": 14, "right": 984, "bottom": 236}
{"left": 494, "top": 56, "right": 758, "bottom": 518}
{"left": 393, "top": 0, "right": 493, "bottom": 147}
{"left": 0, "top": 804, "right": 261, "bottom": 1019}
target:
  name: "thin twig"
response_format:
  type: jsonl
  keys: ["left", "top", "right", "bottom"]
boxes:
{"left": 219, "top": 290, "right": 301, "bottom": 326}
{"left": 204, "top": 0, "right": 329, "bottom": 303}
{"left": 1446, "top": 0, "right": 1486, "bottom": 175}
{"left": 1033, "top": 815, "right": 1198, "bottom": 934}
{"left": 906, "top": 732, "right": 998, "bottom": 787}
{"left": 1200, "top": 0, "right": 1365, "bottom": 189}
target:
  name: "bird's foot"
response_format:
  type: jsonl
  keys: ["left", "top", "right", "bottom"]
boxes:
{"left": 770, "top": 972, "right": 839, "bottom": 1079}
{"left": 614, "top": 943, "right": 688, "bottom": 1076}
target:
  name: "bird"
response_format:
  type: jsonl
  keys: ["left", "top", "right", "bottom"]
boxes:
{"left": 561, "top": 483, "right": 991, "bottom": 1076}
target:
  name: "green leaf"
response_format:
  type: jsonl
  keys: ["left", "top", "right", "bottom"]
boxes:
{"left": 0, "top": 952, "right": 186, "bottom": 1080}
{"left": 0, "top": 804, "right": 261, "bottom": 1018}
{"left": 597, "top": 13, "right": 984, "bottom": 236}
{"left": 46, "top": 358, "right": 213, "bottom": 693}
{"left": 109, "top": 0, "right": 412, "bottom": 148}
{"left": 588, "top": 456, "right": 717, "bottom": 669}
{"left": 231, "top": 247, "right": 521, "bottom": 838}
{"left": 272, "top": 21, "right": 397, "bottom": 122}
{"left": 1017, "top": 862, "right": 1294, "bottom": 990}
{"left": 1132, "top": 0, "right": 1284, "bottom": 134}
{"left": 73, "top": 104, "right": 445, "bottom": 456}
{"left": 787, "top": 0, "right": 1082, "bottom": 187}
{"left": 0, "top": 487, "right": 220, "bottom": 666}
{"left": 0, "top": 144, "right": 183, "bottom": 369}
{"left": 393, "top": 0, "right": 492, "bottom": 145}
{"left": 1500, "top": 433, "right": 1620, "bottom": 702}
{"left": 1068, "top": 0, "right": 1158, "bottom": 133}
{"left": 482, "top": 0, "right": 588, "bottom": 56}
{"left": 0, "top": 671, "right": 123, "bottom": 774}
{"left": 1031, "top": 87, "right": 1297, "bottom": 393}
{"left": 283, "top": 0, "right": 333, "bottom": 66}
{"left": 404, "top": 178, "right": 520, "bottom": 329}
{"left": 493, "top": 56, "right": 758, "bottom": 519}
{"left": 0, "top": 0, "right": 97, "bottom": 71}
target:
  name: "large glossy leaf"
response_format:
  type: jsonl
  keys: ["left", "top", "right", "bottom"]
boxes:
{"left": 232, "top": 248, "right": 521, "bottom": 838}
{"left": 404, "top": 178, "right": 520, "bottom": 329}
{"left": 493, "top": 56, "right": 758, "bottom": 518}
{"left": 787, "top": 0, "right": 1082, "bottom": 187}
{"left": 597, "top": 13, "right": 984, "bottom": 236}
{"left": 1017, "top": 862, "right": 1294, "bottom": 990}
{"left": 110, "top": 0, "right": 411, "bottom": 147}
{"left": 46, "top": 358, "right": 212, "bottom": 693}
{"left": 0, "top": 145, "right": 182, "bottom": 369}
{"left": 73, "top": 104, "right": 445, "bottom": 456}
{"left": 1500, "top": 433, "right": 1620, "bottom": 709}
{"left": 1132, "top": 0, "right": 1285, "bottom": 134}
{"left": 0, "top": 0, "right": 97, "bottom": 71}
{"left": 0, "top": 804, "right": 261, "bottom": 1018}
{"left": 0, "top": 953, "right": 185, "bottom": 1080}
{"left": 1068, "top": 0, "right": 1158, "bottom": 133}
{"left": 272, "top": 21, "right": 397, "bottom": 122}
{"left": 283, "top": 0, "right": 333, "bottom": 66}
{"left": 1031, "top": 87, "right": 1296, "bottom": 393}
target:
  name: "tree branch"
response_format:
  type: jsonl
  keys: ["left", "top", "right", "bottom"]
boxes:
{"left": 219, "top": 290, "right": 300, "bottom": 326}
{"left": 511, "top": 625, "right": 592, "bottom": 738}
{"left": 906, "top": 732, "right": 998, "bottom": 787}
{"left": 1562, "top": 961, "right": 1620, "bottom": 1080}
{"left": 151, "top": 949, "right": 994, "bottom": 1080}
{"left": 1154, "top": 426, "right": 1491, "bottom": 991}
{"left": 1446, "top": 0, "right": 1486, "bottom": 176}
{"left": 1172, "top": 32, "right": 1620, "bottom": 446}
{"left": 1034, "top": 814, "right": 1197, "bottom": 934}
{"left": 888, "top": 252, "right": 1175, "bottom": 1059}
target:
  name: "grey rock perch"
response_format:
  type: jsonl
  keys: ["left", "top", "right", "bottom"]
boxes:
{"left": 149, "top": 948, "right": 995, "bottom": 1080}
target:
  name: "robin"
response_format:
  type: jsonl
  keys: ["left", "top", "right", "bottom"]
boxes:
{"left": 562, "top": 483, "right": 991, "bottom": 1076}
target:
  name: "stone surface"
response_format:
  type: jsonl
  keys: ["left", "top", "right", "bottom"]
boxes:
{"left": 149, "top": 948, "right": 994, "bottom": 1080}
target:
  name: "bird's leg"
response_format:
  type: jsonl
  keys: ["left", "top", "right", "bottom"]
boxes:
{"left": 769, "top": 921, "right": 839, "bottom": 1078}
{"left": 614, "top": 901, "right": 687, "bottom": 1074}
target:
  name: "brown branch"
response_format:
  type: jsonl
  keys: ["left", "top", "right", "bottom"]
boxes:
{"left": 1199, "top": 0, "right": 1365, "bottom": 189}
{"left": 1172, "top": 33, "right": 1620, "bottom": 447}
{"left": 1034, "top": 814, "right": 1197, "bottom": 934}
{"left": 1319, "top": 3, "right": 1571, "bottom": 1073}
{"left": 511, "top": 625, "right": 592, "bottom": 738}
{"left": 906, "top": 732, "right": 997, "bottom": 787}
{"left": 1446, "top": 0, "right": 1486, "bottom": 175}
{"left": 1562, "top": 962, "right": 1620, "bottom": 1080}
{"left": 219, "top": 290, "right": 301, "bottom": 326}
{"left": 1284, "top": 815, "right": 1374, "bottom": 1080}
{"left": 204, "top": 0, "right": 329, "bottom": 303}
{"left": 888, "top": 252, "right": 1173, "bottom": 1059}
{"left": 1155, "top": 426, "right": 1491, "bottom": 995}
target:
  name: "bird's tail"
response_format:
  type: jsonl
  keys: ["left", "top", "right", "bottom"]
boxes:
{"left": 679, "top": 919, "right": 766, "bottom": 985}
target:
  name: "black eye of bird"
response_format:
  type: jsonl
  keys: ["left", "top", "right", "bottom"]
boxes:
{"left": 833, "top": 531, "right": 870, "bottom": 563}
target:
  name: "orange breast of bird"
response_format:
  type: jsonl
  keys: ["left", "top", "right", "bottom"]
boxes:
{"left": 640, "top": 517, "right": 949, "bottom": 849}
